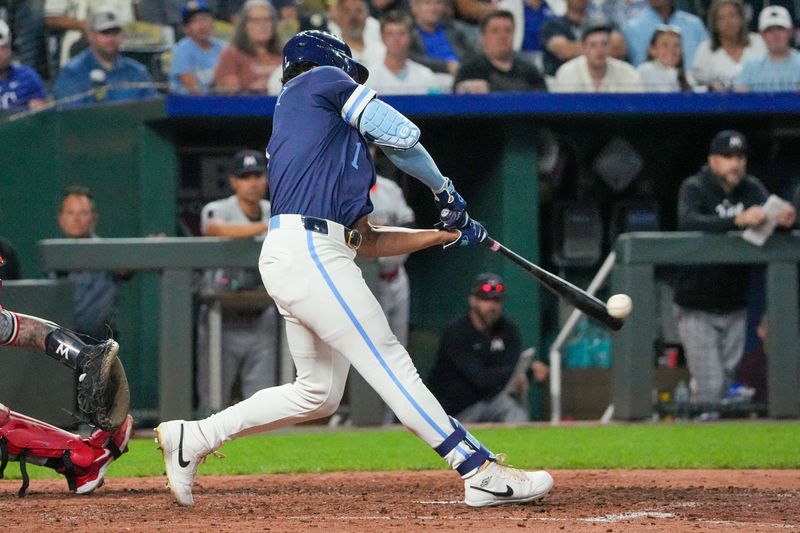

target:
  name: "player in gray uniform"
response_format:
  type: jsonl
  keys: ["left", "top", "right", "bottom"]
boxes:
{"left": 368, "top": 173, "right": 415, "bottom": 348}
{"left": 196, "top": 150, "right": 279, "bottom": 410}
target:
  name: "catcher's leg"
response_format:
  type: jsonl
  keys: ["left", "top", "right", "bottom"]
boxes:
{"left": 0, "top": 404, "right": 132, "bottom": 496}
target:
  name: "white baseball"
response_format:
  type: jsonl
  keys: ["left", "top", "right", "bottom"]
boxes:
{"left": 606, "top": 293, "right": 633, "bottom": 319}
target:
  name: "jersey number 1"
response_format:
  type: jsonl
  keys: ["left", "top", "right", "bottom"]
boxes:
{"left": 351, "top": 143, "right": 361, "bottom": 170}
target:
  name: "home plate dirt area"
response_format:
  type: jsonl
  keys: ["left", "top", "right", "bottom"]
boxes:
{"left": 2, "top": 470, "right": 799, "bottom": 532}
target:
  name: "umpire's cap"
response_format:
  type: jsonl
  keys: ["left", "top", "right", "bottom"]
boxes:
{"left": 282, "top": 30, "right": 369, "bottom": 83}
{"left": 231, "top": 150, "right": 267, "bottom": 177}
{"left": 471, "top": 273, "right": 506, "bottom": 300}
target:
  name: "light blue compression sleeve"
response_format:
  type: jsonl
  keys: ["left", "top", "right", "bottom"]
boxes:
{"left": 380, "top": 143, "right": 448, "bottom": 193}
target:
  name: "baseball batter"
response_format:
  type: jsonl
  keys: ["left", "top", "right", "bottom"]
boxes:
{"left": 157, "top": 30, "right": 553, "bottom": 508}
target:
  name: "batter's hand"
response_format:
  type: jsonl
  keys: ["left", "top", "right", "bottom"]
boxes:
{"left": 443, "top": 218, "right": 487, "bottom": 249}
{"left": 433, "top": 178, "right": 468, "bottom": 229}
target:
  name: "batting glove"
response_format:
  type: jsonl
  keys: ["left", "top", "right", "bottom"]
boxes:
{"left": 433, "top": 178, "right": 468, "bottom": 229}
{"left": 443, "top": 218, "right": 488, "bottom": 249}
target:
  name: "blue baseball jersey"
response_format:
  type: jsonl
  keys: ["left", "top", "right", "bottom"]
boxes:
{"left": 0, "top": 64, "right": 47, "bottom": 111}
{"left": 267, "top": 66, "right": 378, "bottom": 228}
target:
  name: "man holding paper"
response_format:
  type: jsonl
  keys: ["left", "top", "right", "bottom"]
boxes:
{"left": 674, "top": 130, "right": 795, "bottom": 415}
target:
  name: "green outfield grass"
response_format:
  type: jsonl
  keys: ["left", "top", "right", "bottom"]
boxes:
{"left": 5, "top": 421, "right": 799, "bottom": 481}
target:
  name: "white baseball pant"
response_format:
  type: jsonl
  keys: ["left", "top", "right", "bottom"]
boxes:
{"left": 197, "top": 215, "right": 488, "bottom": 474}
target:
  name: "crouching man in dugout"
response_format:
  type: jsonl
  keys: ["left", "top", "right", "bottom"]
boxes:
{"left": 0, "top": 256, "right": 132, "bottom": 496}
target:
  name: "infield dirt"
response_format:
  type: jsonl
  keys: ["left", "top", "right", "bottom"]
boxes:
{"left": 2, "top": 469, "right": 798, "bottom": 531}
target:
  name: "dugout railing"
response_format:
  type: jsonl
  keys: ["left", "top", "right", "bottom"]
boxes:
{"left": 610, "top": 231, "right": 800, "bottom": 420}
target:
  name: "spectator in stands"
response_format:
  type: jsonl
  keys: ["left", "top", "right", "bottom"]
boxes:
{"left": 328, "top": 0, "right": 386, "bottom": 66}
{"left": 53, "top": 6, "right": 156, "bottom": 107}
{"left": 691, "top": 0, "right": 766, "bottom": 92}
{"left": 45, "top": 0, "right": 136, "bottom": 67}
{"left": 428, "top": 273, "right": 549, "bottom": 423}
{"left": 0, "top": 19, "right": 48, "bottom": 112}
{"left": 734, "top": 6, "right": 800, "bottom": 92}
{"left": 552, "top": 15, "right": 642, "bottom": 92}
{"left": 6, "top": 0, "right": 50, "bottom": 79}
{"left": 622, "top": 0, "right": 707, "bottom": 69}
{"left": 637, "top": 24, "right": 696, "bottom": 91}
{"left": 494, "top": 0, "right": 555, "bottom": 69}
{"left": 409, "top": 0, "right": 479, "bottom": 76}
{"left": 598, "top": 0, "right": 648, "bottom": 28}
{"left": 674, "top": 130, "right": 795, "bottom": 412}
{"left": 51, "top": 186, "right": 130, "bottom": 339}
{"left": 367, "top": 10, "right": 448, "bottom": 93}
{"left": 170, "top": 0, "right": 225, "bottom": 94}
{"left": 196, "top": 150, "right": 278, "bottom": 412}
{"left": 213, "top": 0, "right": 281, "bottom": 93}
{"left": 539, "top": 0, "right": 627, "bottom": 77}
{"left": 454, "top": 10, "right": 546, "bottom": 93}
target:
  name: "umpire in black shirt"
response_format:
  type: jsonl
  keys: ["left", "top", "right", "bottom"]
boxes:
{"left": 428, "top": 273, "right": 545, "bottom": 423}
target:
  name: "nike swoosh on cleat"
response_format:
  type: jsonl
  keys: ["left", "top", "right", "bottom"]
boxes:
{"left": 469, "top": 484, "right": 514, "bottom": 497}
{"left": 178, "top": 424, "right": 191, "bottom": 468}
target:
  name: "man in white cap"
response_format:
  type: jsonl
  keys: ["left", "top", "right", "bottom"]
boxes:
{"left": 53, "top": 5, "right": 156, "bottom": 107}
{"left": 0, "top": 20, "right": 48, "bottom": 113}
{"left": 45, "top": 0, "right": 136, "bottom": 66}
{"left": 734, "top": 5, "right": 800, "bottom": 92}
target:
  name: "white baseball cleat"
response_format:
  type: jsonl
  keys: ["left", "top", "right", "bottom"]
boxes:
{"left": 464, "top": 456, "right": 554, "bottom": 508}
{"left": 155, "top": 420, "right": 212, "bottom": 506}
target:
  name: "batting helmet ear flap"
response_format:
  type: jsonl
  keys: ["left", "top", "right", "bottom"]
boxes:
{"left": 282, "top": 30, "right": 370, "bottom": 83}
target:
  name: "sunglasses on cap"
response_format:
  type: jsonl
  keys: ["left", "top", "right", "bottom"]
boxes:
{"left": 473, "top": 280, "right": 505, "bottom": 299}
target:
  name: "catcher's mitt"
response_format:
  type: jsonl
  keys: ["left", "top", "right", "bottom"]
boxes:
{"left": 76, "top": 340, "right": 131, "bottom": 431}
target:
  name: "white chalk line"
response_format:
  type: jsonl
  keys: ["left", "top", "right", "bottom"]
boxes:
{"left": 578, "top": 511, "right": 677, "bottom": 522}
{"left": 286, "top": 508, "right": 797, "bottom": 529}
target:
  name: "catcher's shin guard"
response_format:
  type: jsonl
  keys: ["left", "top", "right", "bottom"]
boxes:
{"left": 0, "top": 403, "right": 107, "bottom": 496}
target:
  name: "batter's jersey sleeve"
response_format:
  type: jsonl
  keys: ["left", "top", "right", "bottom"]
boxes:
{"left": 311, "top": 66, "right": 376, "bottom": 128}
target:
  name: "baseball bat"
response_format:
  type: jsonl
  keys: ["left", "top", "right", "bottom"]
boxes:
{"left": 483, "top": 237, "right": 624, "bottom": 331}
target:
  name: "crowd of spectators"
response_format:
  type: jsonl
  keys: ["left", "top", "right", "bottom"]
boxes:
{"left": 0, "top": 0, "right": 798, "bottom": 112}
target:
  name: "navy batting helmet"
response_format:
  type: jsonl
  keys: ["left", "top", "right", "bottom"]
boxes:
{"left": 282, "top": 30, "right": 369, "bottom": 83}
